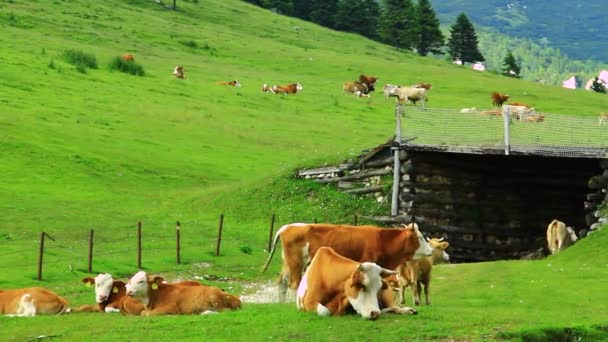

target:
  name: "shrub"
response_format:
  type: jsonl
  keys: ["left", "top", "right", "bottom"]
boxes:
{"left": 179, "top": 40, "right": 198, "bottom": 48}
{"left": 109, "top": 56, "right": 145, "bottom": 76}
{"left": 62, "top": 49, "right": 98, "bottom": 69}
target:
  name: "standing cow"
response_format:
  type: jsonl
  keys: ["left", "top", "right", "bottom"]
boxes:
{"left": 546, "top": 219, "right": 578, "bottom": 255}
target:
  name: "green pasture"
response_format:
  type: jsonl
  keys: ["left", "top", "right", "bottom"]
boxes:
{"left": 1, "top": 0, "right": 608, "bottom": 340}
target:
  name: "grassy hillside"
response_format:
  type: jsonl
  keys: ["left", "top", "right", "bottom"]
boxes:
{"left": 1, "top": 0, "right": 608, "bottom": 340}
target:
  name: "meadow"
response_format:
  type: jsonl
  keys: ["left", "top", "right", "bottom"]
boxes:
{"left": 1, "top": 0, "right": 608, "bottom": 340}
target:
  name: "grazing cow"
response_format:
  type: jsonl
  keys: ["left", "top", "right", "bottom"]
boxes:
{"left": 491, "top": 92, "right": 510, "bottom": 107}
{"left": 547, "top": 219, "right": 578, "bottom": 255}
{"left": 217, "top": 80, "right": 242, "bottom": 87}
{"left": 358, "top": 74, "right": 379, "bottom": 92}
{"left": 126, "top": 271, "right": 241, "bottom": 315}
{"left": 1, "top": 287, "right": 69, "bottom": 316}
{"left": 392, "top": 238, "right": 450, "bottom": 306}
{"left": 172, "top": 66, "right": 185, "bottom": 79}
{"left": 121, "top": 54, "right": 135, "bottom": 62}
{"left": 262, "top": 83, "right": 275, "bottom": 93}
{"left": 271, "top": 82, "right": 303, "bottom": 95}
{"left": 343, "top": 81, "right": 370, "bottom": 97}
{"left": 262, "top": 222, "right": 433, "bottom": 302}
{"left": 415, "top": 82, "right": 432, "bottom": 90}
{"left": 599, "top": 113, "right": 608, "bottom": 126}
{"left": 395, "top": 87, "right": 428, "bottom": 106}
{"left": 383, "top": 84, "right": 401, "bottom": 100}
{"left": 297, "top": 247, "right": 416, "bottom": 320}
{"left": 72, "top": 273, "right": 145, "bottom": 315}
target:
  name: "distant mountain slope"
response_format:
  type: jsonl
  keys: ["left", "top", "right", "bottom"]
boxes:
{"left": 431, "top": 0, "right": 608, "bottom": 62}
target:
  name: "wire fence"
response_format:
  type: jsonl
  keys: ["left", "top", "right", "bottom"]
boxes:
{"left": 402, "top": 106, "right": 608, "bottom": 158}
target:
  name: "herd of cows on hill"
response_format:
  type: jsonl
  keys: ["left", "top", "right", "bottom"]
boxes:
{"left": 1, "top": 219, "right": 578, "bottom": 320}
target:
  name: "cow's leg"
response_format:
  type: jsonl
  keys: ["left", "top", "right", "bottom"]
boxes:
{"left": 278, "top": 271, "right": 289, "bottom": 303}
{"left": 413, "top": 282, "right": 421, "bottom": 306}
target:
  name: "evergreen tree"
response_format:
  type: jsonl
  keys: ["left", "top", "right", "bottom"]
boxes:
{"left": 590, "top": 77, "right": 607, "bottom": 93}
{"left": 263, "top": 0, "right": 294, "bottom": 15}
{"left": 293, "top": 0, "right": 312, "bottom": 20}
{"left": 415, "top": 0, "right": 444, "bottom": 56}
{"left": 501, "top": 50, "right": 521, "bottom": 78}
{"left": 335, "top": 0, "right": 370, "bottom": 36}
{"left": 309, "top": 0, "right": 338, "bottom": 29}
{"left": 379, "top": 0, "right": 417, "bottom": 50}
{"left": 362, "top": 0, "right": 381, "bottom": 40}
{"left": 447, "top": 12, "right": 484, "bottom": 64}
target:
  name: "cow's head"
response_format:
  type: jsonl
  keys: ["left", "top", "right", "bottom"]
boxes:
{"left": 82, "top": 273, "right": 114, "bottom": 303}
{"left": 405, "top": 223, "right": 433, "bottom": 259}
{"left": 345, "top": 262, "right": 395, "bottom": 320}
{"left": 296, "top": 82, "right": 303, "bottom": 93}
{"left": 428, "top": 237, "right": 450, "bottom": 264}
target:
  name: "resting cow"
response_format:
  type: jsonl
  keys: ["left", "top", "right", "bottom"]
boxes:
{"left": 343, "top": 81, "right": 370, "bottom": 98}
{"left": 172, "top": 66, "right": 185, "bottom": 79}
{"left": 1, "top": 287, "right": 69, "bottom": 316}
{"left": 271, "top": 82, "right": 303, "bottom": 95}
{"left": 217, "top": 80, "right": 241, "bottom": 87}
{"left": 358, "top": 74, "right": 379, "bottom": 93}
{"left": 126, "top": 271, "right": 241, "bottom": 315}
{"left": 262, "top": 222, "right": 433, "bottom": 302}
{"left": 72, "top": 273, "right": 145, "bottom": 315}
{"left": 297, "top": 247, "right": 416, "bottom": 320}
{"left": 546, "top": 219, "right": 578, "bottom": 255}
{"left": 262, "top": 83, "right": 275, "bottom": 93}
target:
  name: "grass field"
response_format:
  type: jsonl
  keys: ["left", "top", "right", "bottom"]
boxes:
{"left": 1, "top": 0, "right": 608, "bottom": 340}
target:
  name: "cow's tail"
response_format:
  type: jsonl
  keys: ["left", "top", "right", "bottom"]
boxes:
{"left": 262, "top": 223, "right": 307, "bottom": 272}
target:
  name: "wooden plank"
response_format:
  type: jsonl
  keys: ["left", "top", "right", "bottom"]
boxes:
{"left": 298, "top": 166, "right": 343, "bottom": 177}
{"left": 316, "top": 168, "right": 392, "bottom": 183}
{"left": 344, "top": 185, "right": 385, "bottom": 195}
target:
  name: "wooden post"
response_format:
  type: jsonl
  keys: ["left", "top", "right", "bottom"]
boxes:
{"left": 314, "top": 218, "right": 317, "bottom": 223}
{"left": 267, "top": 213, "right": 275, "bottom": 252}
{"left": 353, "top": 214, "right": 358, "bottom": 226}
{"left": 502, "top": 105, "right": 510, "bottom": 155}
{"left": 37, "top": 232, "right": 54, "bottom": 281}
{"left": 172, "top": 0, "right": 176, "bottom": 10}
{"left": 216, "top": 214, "right": 224, "bottom": 257}
{"left": 176, "top": 221, "right": 181, "bottom": 265}
{"left": 88, "top": 229, "right": 94, "bottom": 273}
{"left": 137, "top": 221, "right": 142, "bottom": 269}
{"left": 391, "top": 104, "right": 402, "bottom": 216}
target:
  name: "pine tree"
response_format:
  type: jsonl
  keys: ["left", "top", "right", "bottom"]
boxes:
{"left": 293, "top": 0, "right": 312, "bottom": 20}
{"left": 379, "top": 0, "right": 417, "bottom": 51}
{"left": 362, "top": 0, "right": 381, "bottom": 40}
{"left": 264, "top": 0, "right": 294, "bottom": 15}
{"left": 415, "top": 0, "right": 444, "bottom": 56}
{"left": 590, "top": 77, "right": 607, "bottom": 93}
{"left": 501, "top": 50, "right": 521, "bottom": 78}
{"left": 447, "top": 12, "right": 484, "bottom": 64}
{"left": 335, "top": 0, "right": 370, "bottom": 36}
{"left": 309, "top": 0, "right": 338, "bottom": 29}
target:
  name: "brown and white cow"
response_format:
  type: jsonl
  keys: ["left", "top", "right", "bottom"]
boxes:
{"left": 547, "top": 219, "right": 578, "bottom": 255}
{"left": 358, "top": 74, "right": 379, "bottom": 92}
{"left": 343, "top": 81, "right": 370, "bottom": 97}
{"left": 271, "top": 82, "right": 303, "bottom": 95}
{"left": 1, "top": 287, "right": 69, "bottom": 316}
{"left": 262, "top": 83, "right": 275, "bottom": 93}
{"left": 297, "top": 247, "right": 416, "bottom": 320}
{"left": 172, "top": 66, "right": 185, "bottom": 79}
{"left": 125, "top": 271, "right": 241, "bottom": 315}
{"left": 72, "top": 273, "right": 145, "bottom": 315}
{"left": 262, "top": 222, "right": 433, "bottom": 302}
{"left": 217, "top": 80, "right": 242, "bottom": 87}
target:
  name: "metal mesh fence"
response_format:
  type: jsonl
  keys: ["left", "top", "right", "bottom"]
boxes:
{"left": 401, "top": 106, "right": 608, "bottom": 158}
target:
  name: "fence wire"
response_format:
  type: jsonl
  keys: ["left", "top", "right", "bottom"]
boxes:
{"left": 402, "top": 106, "right": 608, "bottom": 158}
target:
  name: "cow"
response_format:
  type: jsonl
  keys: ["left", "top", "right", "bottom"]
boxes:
{"left": 1, "top": 287, "right": 69, "bottom": 316}
{"left": 547, "top": 219, "right": 578, "bottom": 255}
{"left": 599, "top": 113, "right": 608, "bottom": 126}
{"left": 217, "top": 80, "right": 241, "bottom": 87}
{"left": 343, "top": 81, "right": 369, "bottom": 98}
{"left": 121, "top": 54, "right": 135, "bottom": 62}
{"left": 358, "top": 74, "right": 379, "bottom": 92}
{"left": 125, "top": 271, "right": 241, "bottom": 315}
{"left": 262, "top": 83, "right": 275, "bottom": 93}
{"left": 172, "top": 66, "right": 185, "bottom": 79}
{"left": 391, "top": 238, "right": 450, "bottom": 306}
{"left": 271, "top": 82, "right": 303, "bottom": 95}
{"left": 491, "top": 92, "right": 510, "bottom": 107}
{"left": 71, "top": 273, "right": 145, "bottom": 315}
{"left": 383, "top": 84, "right": 401, "bottom": 100}
{"left": 508, "top": 104, "right": 536, "bottom": 121}
{"left": 262, "top": 222, "right": 433, "bottom": 302}
{"left": 297, "top": 247, "right": 416, "bottom": 320}
{"left": 395, "top": 87, "right": 428, "bottom": 106}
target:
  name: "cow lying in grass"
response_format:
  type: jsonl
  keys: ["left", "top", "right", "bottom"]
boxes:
{"left": 1, "top": 287, "right": 69, "bottom": 316}
{"left": 72, "top": 273, "right": 145, "bottom": 315}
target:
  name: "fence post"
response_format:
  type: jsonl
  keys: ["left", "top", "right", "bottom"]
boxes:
{"left": 176, "top": 221, "right": 181, "bottom": 265}
{"left": 88, "top": 229, "right": 94, "bottom": 273}
{"left": 314, "top": 218, "right": 317, "bottom": 223}
{"left": 267, "top": 213, "right": 275, "bottom": 252}
{"left": 137, "top": 221, "right": 142, "bottom": 269}
{"left": 391, "top": 104, "right": 403, "bottom": 216}
{"left": 37, "top": 232, "right": 55, "bottom": 281}
{"left": 502, "top": 105, "right": 510, "bottom": 155}
{"left": 215, "top": 214, "right": 224, "bottom": 257}
{"left": 353, "top": 214, "right": 358, "bottom": 226}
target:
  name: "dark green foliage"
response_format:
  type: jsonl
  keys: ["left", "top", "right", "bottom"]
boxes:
{"left": 415, "top": 0, "right": 444, "bottom": 56}
{"left": 109, "top": 56, "right": 145, "bottom": 76}
{"left": 309, "top": 0, "right": 337, "bottom": 29}
{"left": 590, "top": 77, "right": 606, "bottom": 93}
{"left": 263, "top": 0, "right": 294, "bottom": 15}
{"left": 48, "top": 59, "right": 55, "bottom": 69}
{"left": 379, "top": 0, "right": 417, "bottom": 50}
{"left": 334, "top": 0, "right": 371, "bottom": 37}
{"left": 501, "top": 50, "right": 521, "bottom": 78}
{"left": 447, "top": 12, "right": 484, "bottom": 64}
{"left": 292, "top": 0, "right": 311, "bottom": 20}
{"left": 179, "top": 40, "right": 198, "bottom": 48}
{"left": 62, "top": 49, "right": 98, "bottom": 69}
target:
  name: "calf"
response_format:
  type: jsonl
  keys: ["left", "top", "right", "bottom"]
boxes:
{"left": 126, "top": 271, "right": 241, "bottom": 315}
{"left": 72, "top": 273, "right": 145, "bottom": 315}
{"left": 217, "top": 80, "right": 241, "bottom": 87}
{"left": 344, "top": 81, "right": 369, "bottom": 97}
{"left": 297, "top": 247, "right": 416, "bottom": 320}
{"left": 0, "top": 287, "right": 69, "bottom": 316}
{"left": 547, "top": 219, "right": 578, "bottom": 255}
{"left": 272, "top": 82, "right": 303, "bottom": 95}
{"left": 172, "top": 66, "right": 185, "bottom": 79}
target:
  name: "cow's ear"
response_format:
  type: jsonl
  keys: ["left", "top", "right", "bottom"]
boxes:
{"left": 350, "top": 267, "right": 365, "bottom": 289}
{"left": 82, "top": 278, "right": 94, "bottom": 287}
{"left": 440, "top": 242, "right": 450, "bottom": 249}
